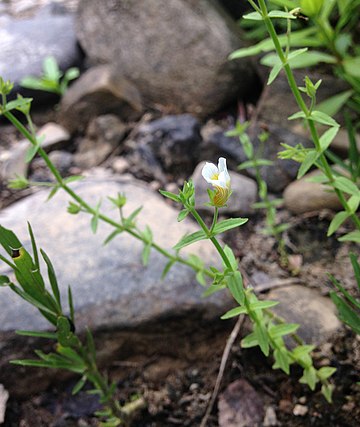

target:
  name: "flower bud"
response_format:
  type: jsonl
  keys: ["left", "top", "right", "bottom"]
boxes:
{"left": 300, "top": 0, "right": 324, "bottom": 17}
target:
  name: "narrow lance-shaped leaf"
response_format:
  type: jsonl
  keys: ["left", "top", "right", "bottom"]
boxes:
{"left": 173, "top": 230, "right": 207, "bottom": 251}
{"left": 212, "top": 218, "right": 248, "bottom": 235}
{"left": 327, "top": 211, "right": 349, "bottom": 236}
{"left": 40, "top": 248, "right": 61, "bottom": 309}
{"left": 16, "top": 330, "right": 57, "bottom": 339}
{"left": 227, "top": 271, "right": 245, "bottom": 305}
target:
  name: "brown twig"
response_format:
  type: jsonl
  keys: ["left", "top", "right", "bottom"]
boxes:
{"left": 200, "top": 315, "right": 245, "bottom": 427}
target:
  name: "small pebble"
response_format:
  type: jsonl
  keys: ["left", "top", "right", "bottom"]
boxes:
{"left": 263, "top": 405, "right": 278, "bottom": 426}
{"left": 189, "top": 383, "right": 199, "bottom": 391}
{"left": 0, "top": 384, "right": 9, "bottom": 423}
{"left": 298, "top": 396, "right": 307, "bottom": 404}
{"left": 278, "top": 399, "right": 293, "bottom": 414}
{"left": 112, "top": 157, "right": 129, "bottom": 174}
{"left": 293, "top": 403, "right": 308, "bottom": 416}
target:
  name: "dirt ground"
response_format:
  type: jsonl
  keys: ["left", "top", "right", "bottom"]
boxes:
{"left": 2, "top": 212, "right": 360, "bottom": 427}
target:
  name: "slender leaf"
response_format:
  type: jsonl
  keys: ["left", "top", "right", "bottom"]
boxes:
{"left": 249, "top": 300, "right": 279, "bottom": 311}
{"left": 221, "top": 305, "right": 247, "bottom": 320}
{"left": 338, "top": 230, "right": 360, "bottom": 243}
{"left": 319, "top": 127, "right": 339, "bottom": 152}
{"left": 269, "top": 323, "right": 300, "bottom": 339}
{"left": 330, "top": 292, "right": 360, "bottom": 334}
{"left": 332, "top": 176, "right": 360, "bottom": 196}
{"left": 212, "top": 218, "right": 248, "bottom": 235}
{"left": 227, "top": 271, "right": 245, "bottom": 305}
{"left": 310, "top": 111, "right": 340, "bottom": 127}
{"left": 297, "top": 150, "right": 318, "bottom": 178}
{"left": 327, "top": 211, "right": 349, "bottom": 236}
{"left": 159, "top": 190, "right": 180, "bottom": 203}
{"left": 40, "top": 249, "right": 61, "bottom": 308}
{"left": 173, "top": 230, "right": 207, "bottom": 250}
{"left": 241, "top": 332, "right": 259, "bottom": 348}
{"left": 72, "top": 376, "right": 87, "bottom": 395}
{"left": 15, "top": 330, "right": 57, "bottom": 339}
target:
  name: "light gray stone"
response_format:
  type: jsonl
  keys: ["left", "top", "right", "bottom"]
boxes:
{"left": 59, "top": 65, "right": 143, "bottom": 133}
{"left": 284, "top": 170, "right": 342, "bottom": 214}
{"left": 76, "top": 0, "right": 256, "bottom": 117}
{"left": 0, "top": 141, "right": 29, "bottom": 182}
{"left": 37, "top": 122, "right": 70, "bottom": 151}
{"left": 0, "top": 176, "right": 232, "bottom": 333}
{"left": 191, "top": 161, "right": 257, "bottom": 215}
{"left": 267, "top": 285, "right": 341, "bottom": 345}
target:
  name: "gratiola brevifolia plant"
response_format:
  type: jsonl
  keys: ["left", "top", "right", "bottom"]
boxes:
{"left": 0, "top": 76, "right": 337, "bottom": 421}
{"left": 232, "top": 0, "right": 360, "bottom": 243}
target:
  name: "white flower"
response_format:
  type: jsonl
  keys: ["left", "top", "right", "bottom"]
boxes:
{"left": 202, "top": 157, "right": 231, "bottom": 207}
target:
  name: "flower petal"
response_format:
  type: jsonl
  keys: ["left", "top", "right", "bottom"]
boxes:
{"left": 202, "top": 162, "right": 219, "bottom": 183}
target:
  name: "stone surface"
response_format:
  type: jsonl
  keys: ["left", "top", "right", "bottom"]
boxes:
{"left": 74, "top": 115, "right": 127, "bottom": 169}
{"left": 0, "top": 141, "right": 29, "bottom": 182}
{"left": 218, "top": 379, "right": 264, "bottom": 427}
{"left": 0, "top": 176, "right": 232, "bottom": 333}
{"left": 202, "top": 124, "right": 312, "bottom": 193}
{"left": 0, "top": 123, "right": 70, "bottom": 183}
{"left": 267, "top": 285, "right": 341, "bottom": 345}
{"left": 191, "top": 161, "right": 257, "bottom": 215}
{"left": 59, "top": 65, "right": 143, "bottom": 133}
{"left": 284, "top": 170, "right": 343, "bottom": 214}
{"left": 130, "top": 114, "right": 202, "bottom": 180}
{"left": 0, "top": 384, "right": 9, "bottom": 424}
{"left": 76, "top": 0, "right": 256, "bottom": 117}
{"left": 37, "top": 122, "right": 70, "bottom": 151}
{"left": 0, "top": 3, "right": 82, "bottom": 104}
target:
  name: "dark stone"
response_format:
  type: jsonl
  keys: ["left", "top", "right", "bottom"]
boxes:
{"left": 130, "top": 114, "right": 202, "bottom": 181}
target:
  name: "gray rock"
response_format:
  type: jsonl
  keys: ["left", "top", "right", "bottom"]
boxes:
{"left": 0, "top": 384, "right": 9, "bottom": 424}
{"left": 0, "top": 176, "right": 232, "bottom": 333}
{"left": 0, "top": 123, "right": 70, "bottom": 183}
{"left": 0, "top": 141, "right": 29, "bottom": 182}
{"left": 74, "top": 115, "right": 127, "bottom": 169}
{"left": 0, "top": 4, "right": 82, "bottom": 104}
{"left": 218, "top": 379, "right": 264, "bottom": 427}
{"left": 76, "top": 0, "right": 256, "bottom": 117}
{"left": 192, "top": 161, "right": 257, "bottom": 215}
{"left": 267, "top": 285, "right": 341, "bottom": 345}
{"left": 59, "top": 65, "right": 143, "bottom": 133}
{"left": 284, "top": 170, "right": 343, "bottom": 214}
{"left": 37, "top": 122, "right": 70, "bottom": 151}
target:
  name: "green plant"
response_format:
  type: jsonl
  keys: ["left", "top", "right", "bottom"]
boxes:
{"left": 226, "top": 121, "right": 290, "bottom": 266}
{"left": 21, "top": 56, "right": 79, "bottom": 96}
{"left": 231, "top": 1, "right": 360, "bottom": 244}
{"left": 329, "top": 253, "right": 360, "bottom": 335}
{"left": 0, "top": 73, "right": 339, "bottom": 421}
{"left": 234, "top": 0, "right": 360, "bottom": 115}
{"left": 0, "top": 224, "right": 145, "bottom": 426}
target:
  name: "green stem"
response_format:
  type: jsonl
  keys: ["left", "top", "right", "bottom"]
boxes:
{"left": 190, "top": 208, "right": 233, "bottom": 270}
{"left": 210, "top": 207, "right": 218, "bottom": 233}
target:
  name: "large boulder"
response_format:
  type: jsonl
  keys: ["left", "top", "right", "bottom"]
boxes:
{"left": 76, "top": 0, "right": 256, "bottom": 117}
{"left": 0, "top": 174, "right": 231, "bottom": 333}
